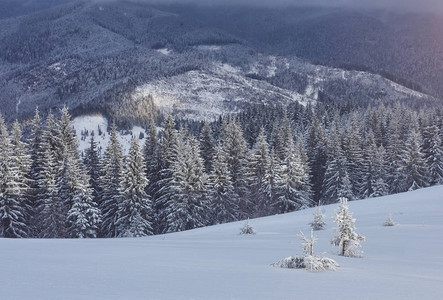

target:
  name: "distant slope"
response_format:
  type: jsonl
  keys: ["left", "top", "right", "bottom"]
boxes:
{"left": 0, "top": 1, "right": 438, "bottom": 124}
{"left": 1, "top": 185, "right": 442, "bottom": 299}
{"left": 168, "top": 5, "right": 443, "bottom": 99}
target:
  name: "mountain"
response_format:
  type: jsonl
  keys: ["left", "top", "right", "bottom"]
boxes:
{"left": 0, "top": 0, "right": 438, "bottom": 125}
{"left": 166, "top": 4, "right": 443, "bottom": 99}
{"left": 1, "top": 185, "right": 442, "bottom": 299}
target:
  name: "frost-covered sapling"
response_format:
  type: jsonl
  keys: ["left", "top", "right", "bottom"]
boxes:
{"left": 273, "top": 230, "right": 338, "bottom": 271}
{"left": 309, "top": 206, "right": 326, "bottom": 231}
{"left": 383, "top": 214, "right": 396, "bottom": 226}
{"left": 331, "top": 197, "right": 365, "bottom": 257}
{"left": 240, "top": 219, "right": 256, "bottom": 235}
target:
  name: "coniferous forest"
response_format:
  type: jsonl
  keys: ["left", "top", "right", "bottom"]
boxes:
{"left": 0, "top": 100, "right": 441, "bottom": 238}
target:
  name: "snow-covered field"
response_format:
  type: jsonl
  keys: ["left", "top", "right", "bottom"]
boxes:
{"left": 1, "top": 186, "right": 442, "bottom": 299}
{"left": 72, "top": 114, "right": 146, "bottom": 155}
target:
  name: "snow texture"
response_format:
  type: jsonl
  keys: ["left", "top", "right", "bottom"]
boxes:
{"left": 0, "top": 186, "right": 442, "bottom": 299}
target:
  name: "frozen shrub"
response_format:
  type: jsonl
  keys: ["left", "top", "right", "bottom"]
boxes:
{"left": 240, "top": 219, "right": 256, "bottom": 235}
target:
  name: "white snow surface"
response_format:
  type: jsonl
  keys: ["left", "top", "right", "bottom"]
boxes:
{"left": 72, "top": 114, "right": 146, "bottom": 155}
{"left": 1, "top": 186, "right": 442, "bottom": 299}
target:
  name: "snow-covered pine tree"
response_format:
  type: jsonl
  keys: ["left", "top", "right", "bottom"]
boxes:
{"left": 322, "top": 122, "right": 349, "bottom": 204}
{"left": 338, "top": 171, "right": 354, "bottom": 200}
{"left": 239, "top": 218, "right": 256, "bottom": 235}
{"left": 342, "top": 114, "right": 364, "bottom": 199}
{"left": 27, "top": 107, "right": 47, "bottom": 237}
{"left": 67, "top": 173, "right": 101, "bottom": 238}
{"left": 398, "top": 127, "right": 430, "bottom": 191}
{"left": 331, "top": 197, "right": 365, "bottom": 257}
{"left": 422, "top": 123, "right": 443, "bottom": 185}
{"left": 83, "top": 135, "right": 101, "bottom": 205}
{"left": 56, "top": 107, "right": 86, "bottom": 237}
{"left": 220, "top": 117, "right": 250, "bottom": 216}
{"left": 99, "top": 124, "right": 124, "bottom": 238}
{"left": 261, "top": 149, "right": 282, "bottom": 215}
{"left": 10, "top": 121, "right": 31, "bottom": 232}
{"left": 382, "top": 214, "right": 395, "bottom": 226}
{"left": 199, "top": 121, "right": 215, "bottom": 174}
{"left": 309, "top": 206, "right": 326, "bottom": 231}
{"left": 305, "top": 115, "right": 328, "bottom": 204}
{"left": 0, "top": 116, "right": 28, "bottom": 238}
{"left": 39, "top": 143, "right": 64, "bottom": 238}
{"left": 273, "top": 135, "right": 311, "bottom": 213}
{"left": 247, "top": 127, "right": 271, "bottom": 217}
{"left": 370, "top": 146, "right": 389, "bottom": 198}
{"left": 165, "top": 133, "right": 209, "bottom": 232}
{"left": 143, "top": 119, "right": 159, "bottom": 188}
{"left": 116, "top": 137, "right": 153, "bottom": 237}
{"left": 154, "top": 114, "right": 178, "bottom": 234}
{"left": 209, "top": 145, "right": 239, "bottom": 224}
{"left": 387, "top": 114, "right": 406, "bottom": 194}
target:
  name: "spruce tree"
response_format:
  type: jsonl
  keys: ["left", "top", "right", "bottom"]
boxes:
{"left": 322, "top": 123, "right": 349, "bottom": 204}
{"left": 247, "top": 128, "right": 271, "bottom": 217}
{"left": 165, "top": 133, "right": 209, "bottom": 232}
{"left": 83, "top": 135, "right": 101, "bottom": 204}
{"left": 27, "top": 108, "right": 47, "bottom": 236}
{"left": 331, "top": 197, "right": 365, "bottom": 257}
{"left": 0, "top": 117, "right": 28, "bottom": 238}
{"left": 398, "top": 128, "right": 430, "bottom": 191}
{"left": 99, "top": 124, "right": 124, "bottom": 237}
{"left": 306, "top": 115, "right": 328, "bottom": 204}
{"left": 154, "top": 114, "right": 178, "bottom": 233}
{"left": 209, "top": 145, "right": 239, "bottom": 224}
{"left": 67, "top": 173, "right": 101, "bottom": 238}
{"left": 220, "top": 118, "right": 249, "bottom": 216}
{"left": 423, "top": 123, "right": 443, "bottom": 185}
{"left": 199, "top": 121, "right": 215, "bottom": 173}
{"left": 116, "top": 137, "right": 153, "bottom": 237}
{"left": 273, "top": 136, "right": 311, "bottom": 213}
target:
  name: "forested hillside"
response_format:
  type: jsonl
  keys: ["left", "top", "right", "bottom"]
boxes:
{"left": 0, "top": 100, "right": 441, "bottom": 238}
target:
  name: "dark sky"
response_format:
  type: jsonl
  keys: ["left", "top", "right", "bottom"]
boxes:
{"left": 143, "top": 0, "right": 443, "bottom": 13}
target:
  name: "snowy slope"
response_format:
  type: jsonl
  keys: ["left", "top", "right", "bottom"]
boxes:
{"left": 1, "top": 186, "right": 442, "bottom": 300}
{"left": 72, "top": 114, "right": 146, "bottom": 155}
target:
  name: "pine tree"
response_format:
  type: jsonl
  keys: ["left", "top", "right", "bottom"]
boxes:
{"left": 342, "top": 114, "right": 364, "bottom": 199}
{"left": 305, "top": 115, "right": 328, "bottom": 204}
{"left": 55, "top": 107, "right": 85, "bottom": 237}
{"left": 39, "top": 143, "right": 63, "bottom": 238}
{"left": 398, "top": 128, "right": 430, "bottom": 191}
{"left": 370, "top": 146, "right": 389, "bottom": 198}
{"left": 309, "top": 206, "right": 326, "bottom": 231}
{"left": 67, "top": 173, "right": 101, "bottom": 238}
{"left": 99, "top": 124, "right": 124, "bottom": 237}
{"left": 0, "top": 116, "right": 28, "bottom": 237}
{"left": 154, "top": 114, "right": 178, "bottom": 234}
{"left": 423, "top": 123, "right": 443, "bottom": 185}
{"left": 247, "top": 128, "right": 271, "bottom": 217}
{"left": 261, "top": 149, "right": 281, "bottom": 215}
{"left": 83, "top": 135, "right": 101, "bottom": 204}
{"left": 331, "top": 197, "right": 365, "bottom": 257}
{"left": 27, "top": 108, "right": 47, "bottom": 236}
{"left": 209, "top": 145, "right": 239, "bottom": 224}
{"left": 199, "top": 121, "right": 215, "bottom": 173}
{"left": 273, "top": 136, "right": 311, "bottom": 213}
{"left": 165, "top": 133, "right": 209, "bottom": 232}
{"left": 116, "top": 137, "right": 153, "bottom": 237}
{"left": 322, "top": 123, "right": 349, "bottom": 204}
{"left": 220, "top": 118, "right": 249, "bottom": 216}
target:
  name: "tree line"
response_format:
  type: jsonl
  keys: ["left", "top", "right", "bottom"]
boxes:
{"left": 0, "top": 100, "right": 441, "bottom": 238}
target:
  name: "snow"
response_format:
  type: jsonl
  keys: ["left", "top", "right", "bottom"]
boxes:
{"left": 156, "top": 48, "right": 171, "bottom": 55}
{"left": 1, "top": 186, "right": 442, "bottom": 299}
{"left": 72, "top": 114, "right": 146, "bottom": 155}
